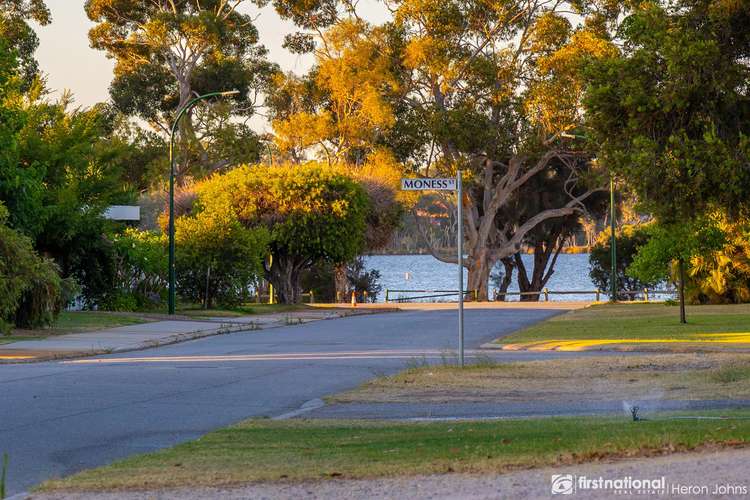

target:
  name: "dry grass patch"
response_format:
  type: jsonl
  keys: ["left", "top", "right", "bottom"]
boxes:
{"left": 329, "top": 354, "right": 750, "bottom": 404}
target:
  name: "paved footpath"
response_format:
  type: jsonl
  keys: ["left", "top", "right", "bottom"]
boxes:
{"left": 0, "top": 309, "right": 379, "bottom": 362}
{"left": 1, "top": 303, "right": 587, "bottom": 495}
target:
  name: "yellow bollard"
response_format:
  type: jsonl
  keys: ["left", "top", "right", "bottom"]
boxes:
{"left": 351, "top": 290, "right": 357, "bottom": 307}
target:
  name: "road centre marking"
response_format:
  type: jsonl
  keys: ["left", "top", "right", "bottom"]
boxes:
{"left": 61, "top": 350, "right": 482, "bottom": 364}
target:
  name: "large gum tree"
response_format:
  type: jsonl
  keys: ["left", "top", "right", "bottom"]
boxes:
{"left": 274, "top": 0, "right": 620, "bottom": 300}
{"left": 85, "top": 0, "right": 273, "bottom": 180}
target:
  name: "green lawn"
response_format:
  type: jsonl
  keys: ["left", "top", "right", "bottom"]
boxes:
{"left": 52, "top": 311, "right": 150, "bottom": 331}
{"left": 0, "top": 336, "right": 40, "bottom": 345}
{"left": 4, "top": 311, "right": 150, "bottom": 343}
{"left": 178, "top": 303, "right": 313, "bottom": 318}
{"left": 497, "top": 303, "right": 750, "bottom": 351}
{"left": 39, "top": 413, "right": 750, "bottom": 492}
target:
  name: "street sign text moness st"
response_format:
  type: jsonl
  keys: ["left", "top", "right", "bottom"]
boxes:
{"left": 401, "top": 178, "right": 457, "bottom": 191}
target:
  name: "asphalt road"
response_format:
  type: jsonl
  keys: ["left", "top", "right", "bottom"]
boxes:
{"left": 1, "top": 306, "right": 574, "bottom": 494}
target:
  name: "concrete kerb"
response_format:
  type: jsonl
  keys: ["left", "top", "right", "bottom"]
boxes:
{"left": 0, "top": 308, "right": 400, "bottom": 365}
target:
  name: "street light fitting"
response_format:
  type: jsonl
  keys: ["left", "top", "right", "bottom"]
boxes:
{"left": 167, "top": 89, "right": 241, "bottom": 315}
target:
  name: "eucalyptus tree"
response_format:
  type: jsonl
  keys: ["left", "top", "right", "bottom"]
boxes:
{"left": 384, "top": 0, "right": 621, "bottom": 299}
{"left": 500, "top": 156, "right": 609, "bottom": 301}
{"left": 0, "top": 0, "right": 50, "bottom": 86}
{"left": 272, "top": 0, "right": 624, "bottom": 300}
{"left": 269, "top": 19, "right": 400, "bottom": 165}
{"left": 85, "top": 0, "right": 274, "bottom": 180}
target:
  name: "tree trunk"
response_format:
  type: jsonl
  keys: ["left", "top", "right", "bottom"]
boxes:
{"left": 466, "top": 247, "right": 495, "bottom": 301}
{"left": 495, "top": 257, "right": 515, "bottom": 301}
{"left": 515, "top": 252, "right": 541, "bottom": 302}
{"left": 679, "top": 258, "right": 687, "bottom": 324}
{"left": 334, "top": 263, "right": 349, "bottom": 303}
{"left": 266, "top": 255, "right": 305, "bottom": 304}
{"left": 515, "top": 231, "right": 565, "bottom": 302}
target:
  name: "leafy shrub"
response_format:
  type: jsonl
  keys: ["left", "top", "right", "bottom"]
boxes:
{"left": 0, "top": 202, "right": 67, "bottom": 331}
{"left": 589, "top": 224, "right": 657, "bottom": 300}
{"left": 302, "top": 257, "right": 383, "bottom": 302}
{"left": 627, "top": 215, "right": 746, "bottom": 304}
{"left": 346, "top": 257, "right": 382, "bottom": 302}
{"left": 685, "top": 215, "right": 750, "bottom": 304}
{"left": 13, "top": 258, "right": 66, "bottom": 329}
{"left": 175, "top": 206, "right": 270, "bottom": 308}
{"left": 107, "top": 228, "right": 167, "bottom": 310}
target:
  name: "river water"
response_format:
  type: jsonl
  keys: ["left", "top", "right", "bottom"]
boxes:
{"left": 364, "top": 253, "right": 600, "bottom": 302}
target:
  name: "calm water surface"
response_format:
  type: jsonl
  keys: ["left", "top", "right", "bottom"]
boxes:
{"left": 365, "top": 254, "right": 674, "bottom": 302}
{"left": 364, "top": 254, "right": 598, "bottom": 302}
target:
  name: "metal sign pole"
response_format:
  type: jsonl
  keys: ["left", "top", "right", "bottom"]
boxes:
{"left": 457, "top": 170, "right": 464, "bottom": 368}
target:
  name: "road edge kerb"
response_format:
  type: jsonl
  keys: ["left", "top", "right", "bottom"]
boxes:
{"left": 5, "top": 491, "right": 30, "bottom": 500}
{"left": 273, "top": 398, "right": 326, "bottom": 420}
{"left": 0, "top": 308, "right": 401, "bottom": 365}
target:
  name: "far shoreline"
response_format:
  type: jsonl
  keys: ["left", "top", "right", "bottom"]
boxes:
{"left": 366, "top": 247, "right": 592, "bottom": 257}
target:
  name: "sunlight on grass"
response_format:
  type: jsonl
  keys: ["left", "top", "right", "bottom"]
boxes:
{"left": 497, "top": 303, "right": 750, "bottom": 351}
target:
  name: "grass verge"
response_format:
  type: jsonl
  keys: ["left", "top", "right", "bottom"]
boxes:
{"left": 4, "top": 311, "right": 150, "bottom": 343}
{"left": 178, "top": 303, "right": 313, "bottom": 318}
{"left": 39, "top": 413, "right": 750, "bottom": 492}
{"left": 496, "top": 303, "right": 750, "bottom": 351}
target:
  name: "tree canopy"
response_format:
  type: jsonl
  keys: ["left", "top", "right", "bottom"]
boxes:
{"left": 0, "top": 0, "right": 50, "bottom": 86}
{"left": 192, "top": 163, "right": 369, "bottom": 303}
{"left": 85, "top": 0, "right": 273, "bottom": 182}
{"left": 585, "top": 0, "right": 750, "bottom": 221}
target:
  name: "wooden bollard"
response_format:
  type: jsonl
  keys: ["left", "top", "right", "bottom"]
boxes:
{"left": 351, "top": 290, "right": 357, "bottom": 307}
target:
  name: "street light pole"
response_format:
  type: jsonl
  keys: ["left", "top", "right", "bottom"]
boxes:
{"left": 560, "top": 132, "right": 617, "bottom": 302}
{"left": 609, "top": 176, "right": 617, "bottom": 302}
{"left": 456, "top": 169, "right": 464, "bottom": 368}
{"left": 168, "top": 90, "right": 239, "bottom": 315}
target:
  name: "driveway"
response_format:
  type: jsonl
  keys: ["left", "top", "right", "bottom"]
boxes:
{"left": 1, "top": 306, "right": 573, "bottom": 495}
